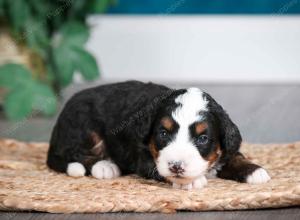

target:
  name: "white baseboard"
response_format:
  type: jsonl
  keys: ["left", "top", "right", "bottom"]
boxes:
{"left": 87, "top": 15, "right": 300, "bottom": 83}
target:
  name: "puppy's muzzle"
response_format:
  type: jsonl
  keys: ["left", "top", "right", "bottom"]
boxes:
{"left": 168, "top": 160, "right": 185, "bottom": 174}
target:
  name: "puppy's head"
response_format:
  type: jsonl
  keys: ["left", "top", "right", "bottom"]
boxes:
{"left": 149, "top": 88, "right": 241, "bottom": 184}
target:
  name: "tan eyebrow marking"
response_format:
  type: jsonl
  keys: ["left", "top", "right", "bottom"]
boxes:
{"left": 161, "top": 117, "right": 174, "bottom": 131}
{"left": 195, "top": 122, "right": 208, "bottom": 134}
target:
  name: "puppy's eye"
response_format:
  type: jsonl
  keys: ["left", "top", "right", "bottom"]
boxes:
{"left": 196, "top": 135, "right": 209, "bottom": 145}
{"left": 159, "top": 129, "right": 169, "bottom": 139}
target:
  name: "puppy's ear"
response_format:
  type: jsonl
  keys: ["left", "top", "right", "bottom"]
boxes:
{"left": 126, "top": 89, "right": 184, "bottom": 143}
{"left": 204, "top": 93, "right": 242, "bottom": 162}
{"left": 123, "top": 90, "right": 176, "bottom": 143}
{"left": 131, "top": 103, "right": 158, "bottom": 142}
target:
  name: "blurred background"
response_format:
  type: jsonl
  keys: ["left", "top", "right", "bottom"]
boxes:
{"left": 0, "top": 0, "right": 299, "bottom": 143}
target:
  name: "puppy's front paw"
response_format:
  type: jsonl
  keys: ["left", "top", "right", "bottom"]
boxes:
{"left": 246, "top": 168, "right": 271, "bottom": 184}
{"left": 67, "top": 162, "right": 86, "bottom": 177}
{"left": 172, "top": 182, "right": 193, "bottom": 190}
{"left": 193, "top": 175, "right": 208, "bottom": 189}
{"left": 91, "top": 160, "right": 121, "bottom": 179}
{"left": 172, "top": 176, "right": 207, "bottom": 190}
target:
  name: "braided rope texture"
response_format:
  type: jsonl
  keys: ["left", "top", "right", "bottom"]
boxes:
{"left": 0, "top": 139, "right": 299, "bottom": 213}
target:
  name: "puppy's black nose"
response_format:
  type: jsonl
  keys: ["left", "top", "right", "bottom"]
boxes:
{"left": 168, "top": 161, "right": 184, "bottom": 174}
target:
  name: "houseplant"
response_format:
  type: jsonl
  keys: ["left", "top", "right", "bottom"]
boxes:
{"left": 0, "top": 0, "right": 115, "bottom": 120}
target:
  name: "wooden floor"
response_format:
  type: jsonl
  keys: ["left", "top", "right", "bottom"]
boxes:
{"left": 1, "top": 83, "right": 299, "bottom": 219}
{"left": 1, "top": 208, "right": 300, "bottom": 220}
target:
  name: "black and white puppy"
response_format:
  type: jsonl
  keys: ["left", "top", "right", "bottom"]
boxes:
{"left": 47, "top": 81, "right": 270, "bottom": 190}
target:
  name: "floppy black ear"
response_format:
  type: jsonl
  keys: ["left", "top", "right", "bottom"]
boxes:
{"left": 204, "top": 93, "right": 242, "bottom": 162}
{"left": 131, "top": 102, "right": 159, "bottom": 142}
{"left": 125, "top": 88, "right": 184, "bottom": 143}
{"left": 122, "top": 89, "right": 175, "bottom": 143}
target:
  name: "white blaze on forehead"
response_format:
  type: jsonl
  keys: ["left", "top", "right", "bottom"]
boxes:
{"left": 156, "top": 88, "right": 209, "bottom": 180}
{"left": 172, "top": 88, "right": 208, "bottom": 124}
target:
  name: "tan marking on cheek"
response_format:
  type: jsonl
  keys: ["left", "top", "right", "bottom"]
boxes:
{"left": 161, "top": 117, "right": 174, "bottom": 131}
{"left": 206, "top": 144, "right": 221, "bottom": 166}
{"left": 149, "top": 138, "right": 159, "bottom": 160}
{"left": 195, "top": 122, "right": 208, "bottom": 134}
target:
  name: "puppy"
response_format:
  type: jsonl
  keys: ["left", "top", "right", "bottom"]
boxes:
{"left": 47, "top": 81, "right": 270, "bottom": 189}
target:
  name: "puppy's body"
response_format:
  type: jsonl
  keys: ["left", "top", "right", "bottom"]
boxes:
{"left": 47, "top": 81, "right": 270, "bottom": 189}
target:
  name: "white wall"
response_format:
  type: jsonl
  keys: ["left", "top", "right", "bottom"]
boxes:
{"left": 87, "top": 16, "right": 300, "bottom": 83}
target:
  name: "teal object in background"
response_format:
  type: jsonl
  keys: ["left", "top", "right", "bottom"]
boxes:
{"left": 108, "top": 0, "right": 300, "bottom": 14}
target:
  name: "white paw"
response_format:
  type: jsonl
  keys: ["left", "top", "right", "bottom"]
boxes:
{"left": 67, "top": 162, "right": 86, "bottom": 177}
{"left": 192, "top": 176, "right": 208, "bottom": 189}
{"left": 206, "top": 169, "right": 217, "bottom": 179}
{"left": 172, "top": 176, "right": 207, "bottom": 190}
{"left": 173, "top": 182, "right": 193, "bottom": 190}
{"left": 91, "top": 160, "right": 121, "bottom": 179}
{"left": 246, "top": 168, "right": 271, "bottom": 184}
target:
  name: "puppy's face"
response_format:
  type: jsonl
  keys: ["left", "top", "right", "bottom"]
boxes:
{"left": 149, "top": 88, "right": 221, "bottom": 184}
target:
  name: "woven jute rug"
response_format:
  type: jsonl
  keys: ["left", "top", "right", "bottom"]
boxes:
{"left": 0, "top": 139, "right": 299, "bottom": 213}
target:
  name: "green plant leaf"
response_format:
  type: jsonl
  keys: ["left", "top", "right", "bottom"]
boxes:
{"left": 31, "top": 83, "right": 57, "bottom": 116}
{"left": 52, "top": 22, "right": 89, "bottom": 86}
{"left": 52, "top": 47, "right": 75, "bottom": 87}
{"left": 29, "top": 0, "right": 51, "bottom": 18}
{"left": 0, "top": 0, "right": 5, "bottom": 16}
{"left": 51, "top": 22, "right": 93, "bottom": 87}
{"left": 56, "top": 22, "right": 89, "bottom": 47}
{"left": 69, "top": 0, "right": 88, "bottom": 18}
{"left": 7, "top": 0, "right": 30, "bottom": 33}
{"left": 0, "top": 64, "right": 32, "bottom": 90}
{"left": 52, "top": 45, "right": 100, "bottom": 86}
{"left": 24, "top": 17, "right": 50, "bottom": 57}
{"left": 89, "top": 0, "right": 112, "bottom": 13}
{"left": 72, "top": 48, "right": 99, "bottom": 80}
{"left": 45, "top": 64, "right": 56, "bottom": 84}
{"left": 3, "top": 84, "right": 33, "bottom": 120}
{"left": 3, "top": 77, "right": 58, "bottom": 120}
